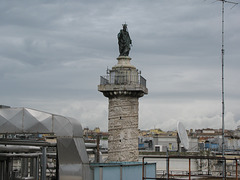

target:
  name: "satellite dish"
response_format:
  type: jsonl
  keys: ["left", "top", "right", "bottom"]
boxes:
{"left": 177, "top": 121, "right": 189, "bottom": 150}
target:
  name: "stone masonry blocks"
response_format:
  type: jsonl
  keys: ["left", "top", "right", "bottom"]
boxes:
{"left": 108, "top": 96, "right": 139, "bottom": 162}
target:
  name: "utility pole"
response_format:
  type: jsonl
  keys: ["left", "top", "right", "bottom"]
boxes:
{"left": 221, "top": 1, "right": 225, "bottom": 178}
{"left": 214, "top": 0, "right": 238, "bottom": 179}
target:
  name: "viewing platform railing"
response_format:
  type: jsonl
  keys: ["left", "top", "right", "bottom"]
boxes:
{"left": 100, "top": 75, "right": 146, "bottom": 88}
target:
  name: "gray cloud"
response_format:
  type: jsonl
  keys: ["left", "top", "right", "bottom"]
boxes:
{"left": 1, "top": 0, "right": 239, "bottom": 131}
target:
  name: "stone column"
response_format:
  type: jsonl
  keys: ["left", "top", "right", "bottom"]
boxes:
{"left": 108, "top": 96, "right": 139, "bottom": 161}
{"left": 98, "top": 56, "right": 148, "bottom": 162}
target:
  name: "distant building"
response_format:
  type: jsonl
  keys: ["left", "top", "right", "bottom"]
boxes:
{"left": 83, "top": 127, "right": 109, "bottom": 142}
{"left": 153, "top": 135, "right": 198, "bottom": 152}
{"left": 84, "top": 127, "right": 240, "bottom": 154}
{"left": 195, "top": 128, "right": 240, "bottom": 151}
{"left": 138, "top": 136, "right": 153, "bottom": 150}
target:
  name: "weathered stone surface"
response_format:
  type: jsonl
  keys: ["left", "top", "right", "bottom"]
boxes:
{"left": 108, "top": 96, "right": 139, "bottom": 162}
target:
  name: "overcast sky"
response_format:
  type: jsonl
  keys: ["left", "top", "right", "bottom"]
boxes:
{"left": 1, "top": 0, "right": 239, "bottom": 131}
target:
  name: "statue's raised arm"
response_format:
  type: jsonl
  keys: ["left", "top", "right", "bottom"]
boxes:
{"left": 118, "top": 23, "right": 132, "bottom": 56}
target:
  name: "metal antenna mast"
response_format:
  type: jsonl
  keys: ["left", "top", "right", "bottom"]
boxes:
{"left": 214, "top": 0, "right": 238, "bottom": 179}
